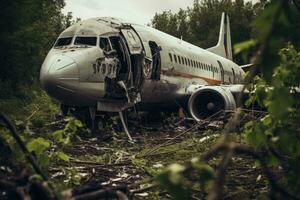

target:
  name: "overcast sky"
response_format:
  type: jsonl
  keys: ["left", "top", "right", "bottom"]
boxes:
{"left": 63, "top": 0, "right": 195, "bottom": 25}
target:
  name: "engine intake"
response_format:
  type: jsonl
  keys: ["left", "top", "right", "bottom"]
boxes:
{"left": 188, "top": 86, "right": 236, "bottom": 121}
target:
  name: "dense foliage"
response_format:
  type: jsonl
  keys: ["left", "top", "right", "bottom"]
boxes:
{"left": 0, "top": 0, "right": 73, "bottom": 98}
{"left": 151, "top": 0, "right": 263, "bottom": 64}
{"left": 151, "top": 0, "right": 300, "bottom": 65}
{"left": 154, "top": 0, "right": 300, "bottom": 199}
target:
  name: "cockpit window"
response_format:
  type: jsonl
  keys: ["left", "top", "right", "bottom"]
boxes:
{"left": 99, "top": 37, "right": 112, "bottom": 51}
{"left": 74, "top": 36, "right": 97, "bottom": 46}
{"left": 54, "top": 37, "right": 73, "bottom": 47}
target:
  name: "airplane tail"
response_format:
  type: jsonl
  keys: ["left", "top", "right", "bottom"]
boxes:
{"left": 207, "top": 13, "right": 233, "bottom": 61}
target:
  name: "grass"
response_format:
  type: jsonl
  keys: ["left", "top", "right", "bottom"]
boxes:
{"left": 0, "top": 90, "right": 268, "bottom": 199}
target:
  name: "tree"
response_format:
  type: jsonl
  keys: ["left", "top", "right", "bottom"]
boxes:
{"left": 151, "top": 0, "right": 263, "bottom": 64}
{"left": 0, "top": 0, "right": 67, "bottom": 98}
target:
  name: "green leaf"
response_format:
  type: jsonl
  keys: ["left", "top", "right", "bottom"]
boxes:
{"left": 246, "top": 125, "right": 267, "bottom": 149}
{"left": 156, "top": 164, "right": 190, "bottom": 200}
{"left": 52, "top": 130, "right": 65, "bottom": 143}
{"left": 27, "top": 137, "right": 50, "bottom": 155}
{"left": 191, "top": 158, "right": 215, "bottom": 184}
{"left": 261, "top": 115, "right": 272, "bottom": 126}
{"left": 234, "top": 39, "right": 257, "bottom": 55}
{"left": 268, "top": 87, "right": 293, "bottom": 119}
{"left": 56, "top": 151, "right": 70, "bottom": 162}
{"left": 74, "top": 119, "right": 83, "bottom": 128}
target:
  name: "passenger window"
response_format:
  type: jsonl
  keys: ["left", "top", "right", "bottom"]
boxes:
{"left": 169, "top": 53, "right": 173, "bottom": 62}
{"left": 178, "top": 56, "right": 181, "bottom": 64}
{"left": 174, "top": 55, "right": 177, "bottom": 63}
{"left": 185, "top": 58, "right": 188, "bottom": 65}
{"left": 100, "top": 37, "right": 112, "bottom": 51}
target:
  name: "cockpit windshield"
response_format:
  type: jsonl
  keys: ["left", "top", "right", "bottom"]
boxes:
{"left": 54, "top": 37, "right": 73, "bottom": 47}
{"left": 74, "top": 36, "right": 97, "bottom": 46}
{"left": 99, "top": 37, "right": 112, "bottom": 52}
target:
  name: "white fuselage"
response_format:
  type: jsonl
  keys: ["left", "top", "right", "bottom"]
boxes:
{"left": 40, "top": 17, "right": 245, "bottom": 112}
{"left": 132, "top": 24, "right": 244, "bottom": 103}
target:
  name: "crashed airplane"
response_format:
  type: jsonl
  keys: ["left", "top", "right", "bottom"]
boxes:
{"left": 40, "top": 13, "right": 245, "bottom": 139}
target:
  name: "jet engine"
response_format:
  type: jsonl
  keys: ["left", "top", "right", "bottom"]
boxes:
{"left": 188, "top": 86, "right": 236, "bottom": 121}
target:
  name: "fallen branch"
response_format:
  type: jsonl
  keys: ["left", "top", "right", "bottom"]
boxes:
{"left": 200, "top": 143, "right": 300, "bottom": 200}
{"left": 130, "top": 183, "right": 158, "bottom": 194}
{"left": 142, "top": 110, "right": 224, "bottom": 157}
{"left": 63, "top": 185, "right": 130, "bottom": 200}
{"left": 0, "top": 113, "right": 48, "bottom": 181}
{"left": 0, "top": 113, "right": 59, "bottom": 200}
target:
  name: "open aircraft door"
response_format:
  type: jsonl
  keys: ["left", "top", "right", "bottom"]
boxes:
{"left": 121, "top": 29, "right": 143, "bottom": 55}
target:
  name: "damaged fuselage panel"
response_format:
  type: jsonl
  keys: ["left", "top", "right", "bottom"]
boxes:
{"left": 41, "top": 18, "right": 148, "bottom": 113}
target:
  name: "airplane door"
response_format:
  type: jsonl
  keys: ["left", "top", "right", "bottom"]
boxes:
{"left": 149, "top": 41, "right": 161, "bottom": 80}
{"left": 121, "top": 29, "right": 143, "bottom": 55}
{"left": 217, "top": 61, "right": 225, "bottom": 84}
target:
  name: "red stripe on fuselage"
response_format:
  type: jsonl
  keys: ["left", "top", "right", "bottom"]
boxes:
{"left": 161, "top": 69, "right": 221, "bottom": 85}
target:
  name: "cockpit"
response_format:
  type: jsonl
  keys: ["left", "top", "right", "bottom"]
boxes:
{"left": 54, "top": 36, "right": 98, "bottom": 48}
{"left": 41, "top": 17, "right": 146, "bottom": 115}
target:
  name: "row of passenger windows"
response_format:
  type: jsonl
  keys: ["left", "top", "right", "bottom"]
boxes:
{"left": 169, "top": 53, "right": 219, "bottom": 73}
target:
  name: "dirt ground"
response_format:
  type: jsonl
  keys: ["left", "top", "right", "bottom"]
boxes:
{"left": 0, "top": 113, "right": 269, "bottom": 199}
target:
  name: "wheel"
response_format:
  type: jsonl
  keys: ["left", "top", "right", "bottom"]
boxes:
{"left": 95, "top": 117, "right": 105, "bottom": 130}
{"left": 91, "top": 116, "right": 106, "bottom": 133}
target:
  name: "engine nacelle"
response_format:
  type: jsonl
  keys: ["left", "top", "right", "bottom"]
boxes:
{"left": 188, "top": 86, "right": 236, "bottom": 121}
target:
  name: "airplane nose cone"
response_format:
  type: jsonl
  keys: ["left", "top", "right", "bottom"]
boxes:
{"left": 40, "top": 55, "right": 79, "bottom": 101}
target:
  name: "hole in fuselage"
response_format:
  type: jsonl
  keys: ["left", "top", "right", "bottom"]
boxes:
{"left": 109, "top": 36, "right": 129, "bottom": 80}
{"left": 149, "top": 41, "right": 161, "bottom": 80}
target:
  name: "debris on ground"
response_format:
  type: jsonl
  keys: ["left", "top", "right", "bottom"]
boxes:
{"left": 0, "top": 110, "right": 269, "bottom": 199}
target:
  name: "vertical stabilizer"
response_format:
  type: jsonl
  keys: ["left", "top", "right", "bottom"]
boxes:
{"left": 226, "top": 15, "right": 233, "bottom": 61}
{"left": 207, "top": 13, "right": 233, "bottom": 61}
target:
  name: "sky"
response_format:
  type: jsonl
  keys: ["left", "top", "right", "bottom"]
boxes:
{"left": 62, "top": 0, "right": 195, "bottom": 25}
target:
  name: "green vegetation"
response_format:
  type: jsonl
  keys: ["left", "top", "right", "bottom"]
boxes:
{"left": 152, "top": 0, "right": 262, "bottom": 64}
{"left": 1, "top": 0, "right": 300, "bottom": 199}
{"left": 152, "top": 0, "right": 300, "bottom": 199}
{"left": 0, "top": 0, "right": 75, "bottom": 99}
{"left": 152, "top": 0, "right": 300, "bottom": 65}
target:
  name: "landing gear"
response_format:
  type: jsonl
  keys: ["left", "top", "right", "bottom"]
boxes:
{"left": 69, "top": 107, "right": 107, "bottom": 133}
{"left": 87, "top": 107, "right": 108, "bottom": 133}
{"left": 92, "top": 116, "right": 106, "bottom": 133}
{"left": 119, "top": 111, "right": 133, "bottom": 141}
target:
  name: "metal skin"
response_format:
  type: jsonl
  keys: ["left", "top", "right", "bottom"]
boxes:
{"left": 40, "top": 14, "right": 246, "bottom": 127}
